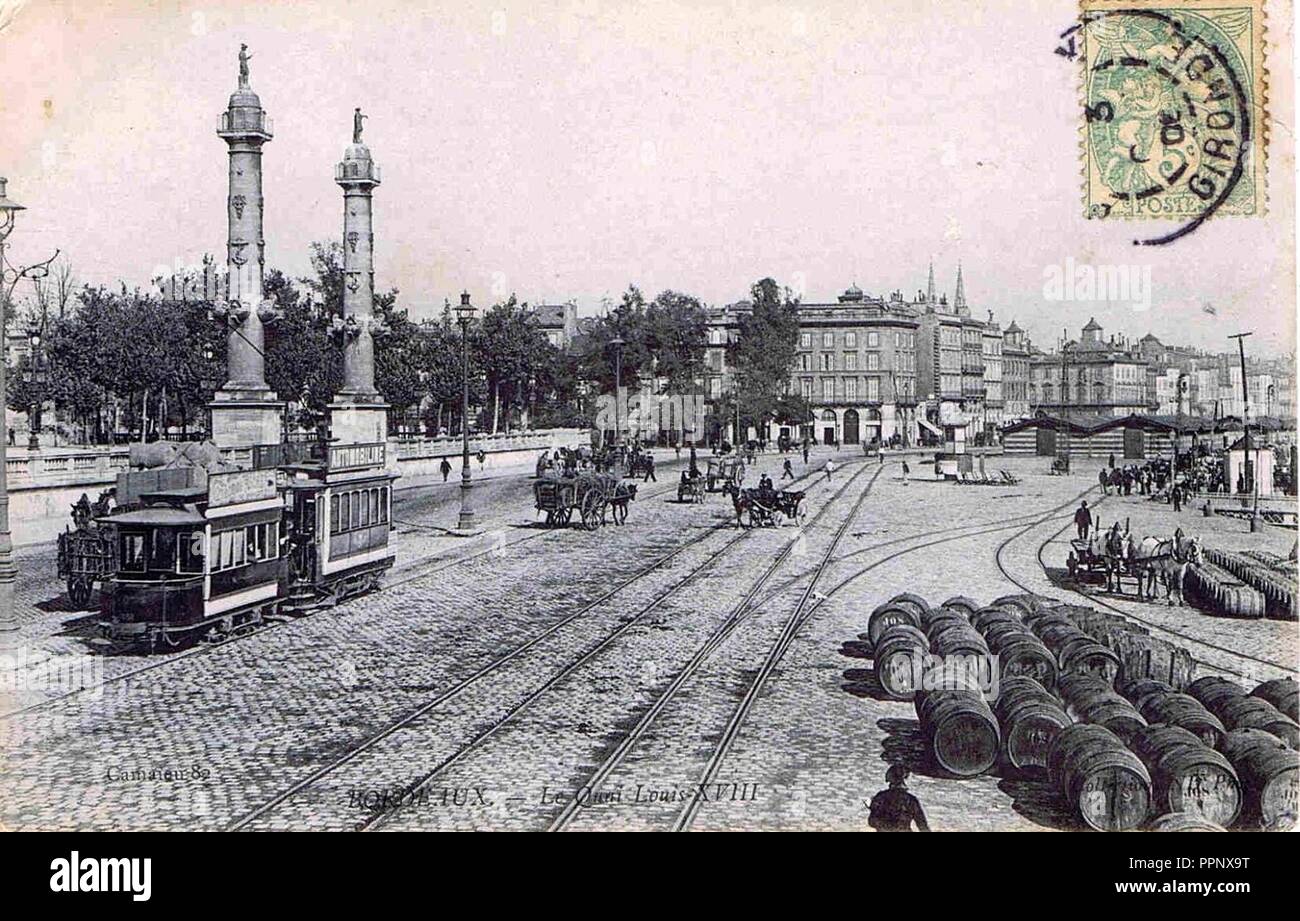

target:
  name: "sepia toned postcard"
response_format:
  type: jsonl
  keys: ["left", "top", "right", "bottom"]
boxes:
{"left": 0, "top": 0, "right": 1297, "bottom": 889}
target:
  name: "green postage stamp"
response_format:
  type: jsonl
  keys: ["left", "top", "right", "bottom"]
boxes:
{"left": 1079, "top": 0, "right": 1268, "bottom": 243}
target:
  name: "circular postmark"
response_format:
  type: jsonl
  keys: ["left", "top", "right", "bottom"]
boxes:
{"left": 1082, "top": 8, "right": 1253, "bottom": 245}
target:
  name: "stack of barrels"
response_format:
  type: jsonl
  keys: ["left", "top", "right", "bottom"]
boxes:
{"left": 1057, "top": 603, "right": 1195, "bottom": 688}
{"left": 1188, "top": 676, "right": 1300, "bottom": 748}
{"left": 1219, "top": 729, "right": 1299, "bottom": 829}
{"left": 1058, "top": 673, "right": 1148, "bottom": 742}
{"left": 1123, "top": 678, "right": 1226, "bottom": 748}
{"left": 1185, "top": 558, "right": 1267, "bottom": 618}
{"left": 993, "top": 675, "right": 1071, "bottom": 772}
{"left": 1252, "top": 677, "right": 1299, "bottom": 722}
{"left": 1206, "top": 549, "right": 1297, "bottom": 621}
{"left": 914, "top": 682, "right": 1001, "bottom": 778}
{"left": 1025, "top": 609, "right": 1122, "bottom": 683}
{"left": 1127, "top": 724, "right": 1242, "bottom": 829}
{"left": 971, "top": 605, "right": 1058, "bottom": 692}
{"left": 1047, "top": 723, "right": 1152, "bottom": 831}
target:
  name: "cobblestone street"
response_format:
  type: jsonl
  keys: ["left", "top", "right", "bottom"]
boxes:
{"left": 1, "top": 453, "right": 1295, "bottom": 831}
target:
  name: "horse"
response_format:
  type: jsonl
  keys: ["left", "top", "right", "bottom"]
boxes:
{"left": 1130, "top": 531, "right": 1202, "bottom": 604}
{"left": 607, "top": 481, "right": 637, "bottom": 525}
{"left": 1075, "top": 524, "right": 1128, "bottom": 593}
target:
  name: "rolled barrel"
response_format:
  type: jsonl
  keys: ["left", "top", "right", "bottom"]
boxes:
{"left": 865, "top": 602, "right": 922, "bottom": 647}
{"left": 1137, "top": 693, "right": 1226, "bottom": 749}
{"left": 970, "top": 605, "right": 1020, "bottom": 633}
{"left": 1048, "top": 723, "right": 1152, "bottom": 831}
{"left": 1127, "top": 725, "right": 1242, "bottom": 828}
{"left": 1219, "top": 729, "right": 1300, "bottom": 830}
{"left": 987, "top": 631, "right": 1058, "bottom": 692}
{"left": 1148, "top": 812, "right": 1226, "bottom": 832}
{"left": 1059, "top": 673, "right": 1147, "bottom": 741}
{"left": 993, "top": 676, "right": 1071, "bottom": 772}
{"left": 1251, "top": 678, "right": 1299, "bottom": 723}
{"left": 873, "top": 624, "right": 929, "bottom": 701}
{"left": 885, "top": 592, "right": 932, "bottom": 621}
{"left": 915, "top": 688, "right": 1000, "bottom": 777}
{"left": 939, "top": 596, "right": 980, "bottom": 618}
{"left": 1123, "top": 678, "right": 1176, "bottom": 713}
{"left": 1188, "top": 676, "right": 1299, "bottom": 748}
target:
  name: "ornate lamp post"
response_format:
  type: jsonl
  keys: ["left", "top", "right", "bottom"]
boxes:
{"left": 1, "top": 178, "right": 57, "bottom": 637}
{"left": 25, "top": 323, "right": 46, "bottom": 450}
{"left": 455, "top": 291, "right": 477, "bottom": 531}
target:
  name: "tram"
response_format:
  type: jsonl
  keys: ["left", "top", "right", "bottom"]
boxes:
{"left": 74, "top": 438, "right": 397, "bottom": 649}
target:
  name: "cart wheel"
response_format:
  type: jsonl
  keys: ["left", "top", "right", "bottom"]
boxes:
{"left": 1067, "top": 553, "right": 1078, "bottom": 579}
{"left": 580, "top": 493, "right": 601, "bottom": 530}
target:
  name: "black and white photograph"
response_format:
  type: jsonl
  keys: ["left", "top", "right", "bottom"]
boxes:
{"left": 0, "top": 0, "right": 1296, "bottom": 885}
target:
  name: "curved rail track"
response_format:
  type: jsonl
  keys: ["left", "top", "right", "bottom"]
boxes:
{"left": 224, "top": 461, "right": 874, "bottom": 831}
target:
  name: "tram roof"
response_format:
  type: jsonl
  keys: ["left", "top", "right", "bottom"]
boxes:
{"left": 97, "top": 507, "right": 207, "bottom": 527}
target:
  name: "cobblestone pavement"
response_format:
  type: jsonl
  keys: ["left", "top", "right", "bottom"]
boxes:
{"left": 1, "top": 453, "right": 1294, "bottom": 831}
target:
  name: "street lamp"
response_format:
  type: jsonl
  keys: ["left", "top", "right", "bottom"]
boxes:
{"left": 1, "top": 178, "right": 57, "bottom": 637}
{"left": 25, "top": 325, "right": 45, "bottom": 451}
{"left": 454, "top": 291, "right": 477, "bottom": 531}
{"left": 607, "top": 336, "right": 624, "bottom": 450}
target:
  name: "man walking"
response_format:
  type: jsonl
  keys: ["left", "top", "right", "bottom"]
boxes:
{"left": 1075, "top": 500, "right": 1093, "bottom": 540}
{"left": 823, "top": 458, "right": 836, "bottom": 483}
{"left": 802, "top": 440, "right": 810, "bottom": 465}
{"left": 868, "top": 765, "right": 930, "bottom": 832}
{"left": 1098, "top": 467, "right": 1109, "bottom": 496}
{"left": 440, "top": 456, "right": 452, "bottom": 482}
{"left": 642, "top": 452, "right": 656, "bottom": 482}
{"left": 901, "top": 460, "right": 910, "bottom": 485}
{"left": 781, "top": 458, "right": 794, "bottom": 481}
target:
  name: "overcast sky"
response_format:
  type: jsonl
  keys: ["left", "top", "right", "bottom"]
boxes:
{"left": 2, "top": 0, "right": 1294, "bottom": 356}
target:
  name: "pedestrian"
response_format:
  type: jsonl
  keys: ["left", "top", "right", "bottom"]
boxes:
{"left": 901, "top": 460, "right": 910, "bottom": 485}
{"left": 1172, "top": 484, "right": 1182, "bottom": 512}
{"left": 781, "top": 458, "right": 794, "bottom": 480}
{"left": 6, "top": 427, "right": 12, "bottom": 447}
{"left": 1074, "top": 500, "right": 1092, "bottom": 540}
{"left": 823, "top": 458, "right": 836, "bottom": 483}
{"left": 477, "top": 449, "right": 486, "bottom": 471}
{"left": 675, "top": 443, "right": 681, "bottom": 461}
{"left": 868, "top": 765, "right": 930, "bottom": 832}
{"left": 439, "top": 456, "right": 452, "bottom": 483}
{"left": 642, "top": 453, "right": 656, "bottom": 482}
{"left": 1098, "top": 467, "right": 1109, "bottom": 496}
{"left": 1108, "top": 453, "right": 1115, "bottom": 469}
{"left": 802, "top": 441, "right": 810, "bottom": 465}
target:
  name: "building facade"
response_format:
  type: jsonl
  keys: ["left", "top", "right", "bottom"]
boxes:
{"left": 1028, "top": 318, "right": 1152, "bottom": 419}
{"left": 1002, "top": 320, "right": 1032, "bottom": 422}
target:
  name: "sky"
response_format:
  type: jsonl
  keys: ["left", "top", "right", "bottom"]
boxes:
{"left": 1, "top": 0, "right": 1295, "bottom": 357}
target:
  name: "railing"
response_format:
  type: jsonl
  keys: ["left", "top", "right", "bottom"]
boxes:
{"left": 251, "top": 440, "right": 327, "bottom": 470}
{"left": 335, "top": 160, "right": 381, "bottom": 182}
{"left": 218, "top": 110, "right": 273, "bottom": 136}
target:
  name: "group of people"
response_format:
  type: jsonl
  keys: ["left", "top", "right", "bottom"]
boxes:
{"left": 1098, "top": 456, "right": 1171, "bottom": 498}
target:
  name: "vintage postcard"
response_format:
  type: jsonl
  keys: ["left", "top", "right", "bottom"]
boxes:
{"left": 0, "top": 0, "right": 1296, "bottom": 889}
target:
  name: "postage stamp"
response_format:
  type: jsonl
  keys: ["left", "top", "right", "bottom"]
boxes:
{"left": 1078, "top": 0, "right": 1267, "bottom": 244}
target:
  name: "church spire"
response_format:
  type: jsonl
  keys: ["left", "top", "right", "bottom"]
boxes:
{"left": 926, "top": 260, "right": 936, "bottom": 306}
{"left": 954, "top": 262, "right": 967, "bottom": 315}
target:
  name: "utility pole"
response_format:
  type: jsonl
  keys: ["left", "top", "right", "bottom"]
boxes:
{"left": 1229, "top": 332, "right": 1261, "bottom": 532}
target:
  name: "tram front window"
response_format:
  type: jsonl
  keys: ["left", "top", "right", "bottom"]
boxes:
{"left": 179, "top": 530, "right": 205, "bottom": 574}
{"left": 120, "top": 532, "right": 147, "bottom": 573}
{"left": 153, "top": 529, "right": 178, "bottom": 573}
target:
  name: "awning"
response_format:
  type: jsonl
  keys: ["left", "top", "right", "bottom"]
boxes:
{"left": 919, "top": 418, "right": 943, "bottom": 436}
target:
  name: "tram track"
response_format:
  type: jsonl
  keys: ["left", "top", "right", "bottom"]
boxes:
{"left": 223, "top": 461, "right": 871, "bottom": 831}
{"left": 0, "top": 472, "right": 731, "bottom": 722}
{"left": 992, "top": 510, "right": 1298, "bottom": 680}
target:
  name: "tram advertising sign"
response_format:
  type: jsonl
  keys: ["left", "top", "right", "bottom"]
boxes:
{"left": 208, "top": 469, "right": 279, "bottom": 508}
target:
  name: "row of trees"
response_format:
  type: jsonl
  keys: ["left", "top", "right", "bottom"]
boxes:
{"left": 5, "top": 247, "right": 810, "bottom": 444}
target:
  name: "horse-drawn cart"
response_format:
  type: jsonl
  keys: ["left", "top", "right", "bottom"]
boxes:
{"left": 56, "top": 491, "right": 117, "bottom": 609}
{"left": 706, "top": 457, "right": 745, "bottom": 493}
{"left": 677, "top": 473, "right": 706, "bottom": 504}
{"left": 533, "top": 473, "right": 636, "bottom": 530}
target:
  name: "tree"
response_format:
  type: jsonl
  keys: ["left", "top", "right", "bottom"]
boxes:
{"left": 473, "top": 296, "right": 555, "bottom": 434}
{"left": 577, "top": 286, "right": 652, "bottom": 394}
{"left": 645, "top": 290, "right": 708, "bottom": 395}
{"left": 729, "top": 277, "right": 801, "bottom": 435}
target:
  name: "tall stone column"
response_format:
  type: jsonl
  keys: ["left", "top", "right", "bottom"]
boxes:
{"left": 211, "top": 45, "right": 283, "bottom": 448}
{"left": 330, "top": 109, "right": 389, "bottom": 446}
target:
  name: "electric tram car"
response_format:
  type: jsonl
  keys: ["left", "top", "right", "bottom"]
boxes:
{"left": 81, "top": 440, "right": 397, "bottom": 649}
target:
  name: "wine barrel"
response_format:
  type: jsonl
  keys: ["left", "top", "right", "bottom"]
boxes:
{"left": 1148, "top": 812, "right": 1226, "bottom": 832}
{"left": 923, "top": 609, "right": 972, "bottom": 636}
{"left": 1048, "top": 723, "right": 1152, "bottom": 831}
{"left": 1059, "top": 641, "right": 1121, "bottom": 683}
{"left": 971, "top": 606, "right": 1019, "bottom": 633}
{"left": 991, "top": 594, "right": 1044, "bottom": 618}
{"left": 1215, "top": 696, "right": 1300, "bottom": 748}
{"left": 940, "top": 596, "right": 981, "bottom": 618}
{"left": 873, "top": 624, "right": 930, "bottom": 701}
{"left": 982, "top": 619, "right": 1032, "bottom": 649}
{"left": 1123, "top": 678, "right": 1176, "bottom": 713}
{"left": 1138, "top": 694, "right": 1226, "bottom": 749}
{"left": 866, "top": 603, "right": 922, "bottom": 646}
{"left": 886, "top": 592, "right": 932, "bottom": 621}
{"left": 1187, "top": 676, "right": 1246, "bottom": 712}
{"left": 915, "top": 689, "right": 1000, "bottom": 777}
{"left": 1060, "top": 674, "right": 1147, "bottom": 740}
{"left": 1128, "top": 725, "right": 1242, "bottom": 828}
{"left": 1251, "top": 678, "right": 1300, "bottom": 723}
{"left": 994, "top": 676, "right": 1072, "bottom": 772}
{"left": 1219, "top": 729, "right": 1300, "bottom": 830}
{"left": 991, "top": 634, "right": 1059, "bottom": 691}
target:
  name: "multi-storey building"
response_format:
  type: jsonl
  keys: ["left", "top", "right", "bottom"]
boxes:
{"left": 534, "top": 302, "right": 579, "bottom": 349}
{"left": 1028, "top": 318, "right": 1152, "bottom": 419}
{"left": 1002, "top": 320, "right": 1032, "bottom": 422}
{"left": 981, "top": 314, "right": 1004, "bottom": 433}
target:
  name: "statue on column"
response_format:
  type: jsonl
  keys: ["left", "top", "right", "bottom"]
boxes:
{"left": 353, "top": 107, "right": 367, "bottom": 144}
{"left": 238, "top": 44, "right": 253, "bottom": 88}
